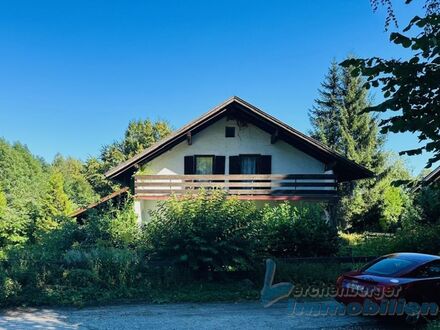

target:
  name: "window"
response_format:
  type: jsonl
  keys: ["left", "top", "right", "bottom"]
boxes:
{"left": 414, "top": 262, "right": 440, "bottom": 278}
{"left": 240, "top": 155, "right": 258, "bottom": 174}
{"left": 184, "top": 156, "right": 225, "bottom": 174}
{"left": 361, "top": 257, "right": 417, "bottom": 276}
{"left": 225, "top": 126, "right": 235, "bottom": 138}
{"left": 195, "top": 155, "right": 214, "bottom": 174}
{"left": 229, "top": 155, "right": 271, "bottom": 174}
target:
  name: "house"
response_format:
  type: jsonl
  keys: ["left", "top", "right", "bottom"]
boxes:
{"left": 99, "top": 96, "right": 373, "bottom": 225}
{"left": 413, "top": 165, "right": 440, "bottom": 192}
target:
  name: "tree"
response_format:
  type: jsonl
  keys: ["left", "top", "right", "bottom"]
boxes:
{"left": 343, "top": 1, "right": 440, "bottom": 167}
{"left": 37, "top": 170, "right": 74, "bottom": 234}
{"left": 309, "top": 60, "right": 386, "bottom": 171}
{"left": 309, "top": 61, "right": 342, "bottom": 151}
{"left": 85, "top": 119, "right": 172, "bottom": 196}
{"left": 0, "top": 139, "right": 49, "bottom": 246}
{"left": 52, "top": 155, "right": 98, "bottom": 209}
{"left": 338, "top": 65, "right": 386, "bottom": 171}
{"left": 309, "top": 59, "right": 412, "bottom": 231}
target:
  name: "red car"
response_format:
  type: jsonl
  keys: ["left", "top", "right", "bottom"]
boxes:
{"left": 335, "top": 253, "right": 440, "bottom": 320}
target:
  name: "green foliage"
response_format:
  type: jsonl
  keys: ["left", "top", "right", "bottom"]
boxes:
{"left": 0, "top": 139, "right": 49, "bottom": 247}
{"left": 415, "top": 185, "right": 440, "bottom": 225}
{"left": 0, "top": 214, "right": 260, "bottom": 307}
{"left": 34, "top": 170, "right": 74, "bottom": 239}
{"left": 340, "top": 158, "right": 412, "bottom": 232}
{"left": 274, "top": 261, "right": 361, "bottom": 288}
{"left": 257, "top": 202, "right": 340, "bottom": 257}
{"left": 52, "top": 154, "right": 98, "bottom": 209}
{"left": 80, "top": 200, "right": 141, "bottom": 248}
{"left": 144, "top": 193, "right": 340, "bottom": 274}
{"left": 309, "top": 60, "right": 342, "bottom": 150}
{"left": 144, "top": 191, "right": 257, "bottom": 272}
{"left": 85, "top": 119, "right": 172, "bottom": 196}
{"left": 42, "top": 171, "right": 74, "bottom": 219}
{"left": 310, "top": 59, "right": 413, "bottom": 232}
{"left": 107, "top": 203, "right": 141, "bottom": 247}
{"left": 342, "top": 11, "right": 440, "bottom": 167}
{"left": 340, "top": 225, "right": 440, "bottom": 257}
{"left": 310, "top": 58, "right": 385, "bottom": 170}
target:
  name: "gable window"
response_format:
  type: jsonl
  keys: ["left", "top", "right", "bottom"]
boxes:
{"left": 225, "top": 126, "right": 235, "bottom": 138}
{"left": 195, "top": 155, "right": 214, "bottom": 174}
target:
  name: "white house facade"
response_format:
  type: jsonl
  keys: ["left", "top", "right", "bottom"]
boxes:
{"left": 75, "top": 97, "right": 373, "bottom": 224}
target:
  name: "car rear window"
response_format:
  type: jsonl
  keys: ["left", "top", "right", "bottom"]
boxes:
{"left": 362, "top": 257, "right": 418, "bottom": 276}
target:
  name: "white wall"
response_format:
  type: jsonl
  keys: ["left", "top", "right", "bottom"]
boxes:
{"left": 135, "top": 116, "right": 332, "bottom": 224}
{"left": 142, "top": 117, "right": 326, "bottom": 175}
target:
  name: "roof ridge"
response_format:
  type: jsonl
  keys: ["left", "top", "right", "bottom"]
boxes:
{"left": 105, "top": 96, "right": 373, "bottom": 181}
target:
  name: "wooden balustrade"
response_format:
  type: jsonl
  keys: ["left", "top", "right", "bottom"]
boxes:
{"left": 134, "top": 174, "right": 338, "bottom": 200}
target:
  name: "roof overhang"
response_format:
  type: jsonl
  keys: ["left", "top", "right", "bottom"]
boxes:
{"left": 423, "top": 165, "right": 440, "bottom": 185}
{"left": 105, "top": 96, "right": 374, "bottom": 183}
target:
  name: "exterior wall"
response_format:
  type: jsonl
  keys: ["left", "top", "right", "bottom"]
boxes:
{"left": 134, "top": 116, "right": 332, "bottom": 224}
{"left": 141, "top": 117, "right": 327, "bottom": 175}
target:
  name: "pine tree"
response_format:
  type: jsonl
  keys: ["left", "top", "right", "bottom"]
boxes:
{"left": 339, "top": 65, "right": 385, "bottom": 171}
{"left": 38, "top": 170, "right": 74, "bottom": 233}
{"left": 309, "top": 61, "right": 342, "bottom": 152}
{"left": 310, "top": 59, "right": 407, "bottom": 231}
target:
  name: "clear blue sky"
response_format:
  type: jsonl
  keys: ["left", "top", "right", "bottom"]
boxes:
{"left": 0, "top": 1, "right": 434, "bottom": 174}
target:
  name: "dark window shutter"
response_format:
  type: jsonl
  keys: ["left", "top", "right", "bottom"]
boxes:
{"left": 229, "top": 156, "right": 240, "bottom": 174}
{"left": 213, "top": 156, "right": 226, "bottom": 174}
{"left": 258, "top": 155, "right": 272, "bottom": 174}
{"left": 184, "top": 156, "right": 194, "bottom": 174}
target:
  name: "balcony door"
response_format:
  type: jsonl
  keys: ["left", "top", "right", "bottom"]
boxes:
{"left": 229, "top": 155, "right": 271, "bottom": 175}
{"left": 240, "top": 155, "right": 258, "bottom": 174}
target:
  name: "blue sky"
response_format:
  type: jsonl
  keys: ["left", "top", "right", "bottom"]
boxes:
{"left": 0, "top": 1, "right": 434, "bottom": 174}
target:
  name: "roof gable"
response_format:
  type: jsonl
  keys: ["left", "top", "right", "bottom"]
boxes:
{"left": 105, "top": 96, "right": 374, "bottom": 182}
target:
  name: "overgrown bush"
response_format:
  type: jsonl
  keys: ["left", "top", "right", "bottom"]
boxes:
{"left": 340, "top": 225, "right": 440, "bottom": 257}
{"left": 143, "top": 193, "right": 341, "bottom": 272}
{"left": 143, "top": 190, "right": 258, "bottom": 272}
{"left": 415, "top": 185, "right": 440, "bottom": 225}
{"left": 256, "top": 202, "right": 340, "bottom": 257}
{"left": 80, "top": 200, "right": 141, "bottom": 247}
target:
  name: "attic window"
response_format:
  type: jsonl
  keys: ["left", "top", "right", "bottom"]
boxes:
{"left": 225, "top": 126, "right": 235, "bottom": 138}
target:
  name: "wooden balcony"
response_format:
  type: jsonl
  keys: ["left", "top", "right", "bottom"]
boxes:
{"left": 134, "top": 174, "right": 338, "bottom": 201}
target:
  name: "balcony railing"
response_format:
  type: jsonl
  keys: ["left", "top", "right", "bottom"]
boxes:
{"left": 134, "top": 174, "right": 338, "bottom": 200}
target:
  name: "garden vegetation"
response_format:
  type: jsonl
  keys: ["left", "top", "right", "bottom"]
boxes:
{"left": 1, "top": 0, "right": 439, "bottom": 303}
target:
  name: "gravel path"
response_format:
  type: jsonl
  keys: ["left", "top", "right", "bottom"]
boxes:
{"left": 0, "top": 300, "right": 408, "bottom": 329}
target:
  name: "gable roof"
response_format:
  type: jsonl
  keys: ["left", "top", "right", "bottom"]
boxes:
{"left": 105, "top": 96, "right": 374, "bottom": 182}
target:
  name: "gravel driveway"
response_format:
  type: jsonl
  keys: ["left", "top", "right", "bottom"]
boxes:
{"left": 0, "top": 300, "right": 408, "bottom": 329}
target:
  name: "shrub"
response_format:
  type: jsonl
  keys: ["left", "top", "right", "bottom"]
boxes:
{"left": 81, "top": 200, "right": 140, "bottom": 247}
{"left": 143, "top": 190, "right": 258, "bottom": 272}
{"left": 256, "top": 202, "right": 340, "bottom": 257}
{"left": 64, "top": 247, "right": 141, "bottom": 288}
{"left": 340, "top": 225, "right": 440, "bottom": 257}
{"left": 415, "top": 185, "right": 440, "bottom": 225}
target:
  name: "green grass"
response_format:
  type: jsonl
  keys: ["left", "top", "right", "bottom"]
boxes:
{"left": 1, "top": 281, "right": 260, "bottom": 308}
